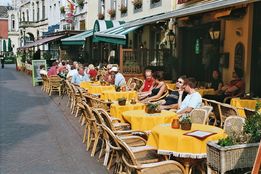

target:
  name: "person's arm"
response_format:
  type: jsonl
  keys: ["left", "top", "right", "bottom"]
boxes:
{"left": 139, "top": 83, "right": 145, "bottom": 92}
{"left": 147, "top": 83, "right": 166, "bottom": 101}
{"left": 177, "top": 107, "right": 193, "bottom": 114}
{"left": 177, "top": 90, "right": 183, "bottom": 109}
{"left": 218, "top": 82, "right": 223, "bottom": 91}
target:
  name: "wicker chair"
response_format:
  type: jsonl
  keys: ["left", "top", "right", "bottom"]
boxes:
{"left": 41, "top": 74, "right": 49, "bottom": 92}
{"left": 244, "top": 108, "right": 256, "bottom": 118}
{"left": 117, "top": 136, "right": 185, "bottom": 174}
{"left": 64, "top": 80, "right": 73, "bottom": 107}
{"left": 223, "top": 116, "right": 245, "bottom": 137}
{"left": 148, "top": 90, "right": 169, "bottom": 103}
{"left": 88, "top": 96, "right": 112, "bottom": 113}
{"left": 127, "top": 78, "right": 133, "bottom": 87}
{"left": 219, "top": 103, "right": 239, "bottom": 127}
{"left": 70, "top": 84, "right": 82, "bottom": 115}
{"left": 132, "top": 78, "right": 144, "bottom": 91}
{"left": 190, "top": 108, "right": 209, "bottom": 124}
{"left": 207, "top": 100, "right": 222, "bottom": 127}
{"left": 202, "top": 98, "right": 210, "bottom": 106}
{"left": 48, "top": 76, "right": 62, "bottom": 96}
{"left": 75, "top": 86, "right": 87, "bottom": 122}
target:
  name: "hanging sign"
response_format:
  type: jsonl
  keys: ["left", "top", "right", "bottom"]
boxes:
{"left": 32, "top": 60, "right": 47, "bottom": 86}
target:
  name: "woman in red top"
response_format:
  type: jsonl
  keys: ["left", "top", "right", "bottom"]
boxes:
{"left": 87, "top": 64, "right": 97, "bottom": 80}
{"left": 138, "top": 69, "right": 155, "bottom": 100}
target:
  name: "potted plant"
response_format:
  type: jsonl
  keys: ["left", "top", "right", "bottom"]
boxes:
{"left": 151, "top": 0, "right": 160, "bottom": 3}
{"left": 207, "top": 102, "right": 261, "bottom": 174}
{"left": 132, "top": 0, "right": 142, "bottom": 9}
{"left": 115, "top": 86, "right": 121, "bottom": 92}
{"left": 77, "top": 0, "right": 84, "bottom": 8}
{"left": 119, "top": 4, "right": 127, "bottom": 14}
{"left": 60, "top": 6, "right": 65, "bottom": 14}
{"left": 179, "top": 114, "right": 192, "bottom": 130}
{"left": 118, "top": 97, "right": 127, "bottom": 106}
{"left": 107, "top": 9, "right": 116, "bottom": 18}
{"left": 97, "top": 13, "right": 104, "bottom": 20}
{"left": 145, "top": 103, "right": 159, "bottom": 114}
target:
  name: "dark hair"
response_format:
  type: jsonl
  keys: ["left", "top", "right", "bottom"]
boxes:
{"left": 143, "top": 68, "right": 152, "bottom": 78}
{"left": 62, "top": 61, "right": 66, "bottom": 66}
{"left": 234, "top": 68, "right": 244, "bottom": 78}
{"left": 52, "top": 62, "right": 57, "bottom": 66}
{"left": 184, "top": 77, "right": 197, "bottom": 88}
{"left": 178, "top": 75, "right": 187, "bottom": 81}
{"left": 40, "top": 65, "right": 45, "bottom": 69}
{"left": 153, "top": 71, "right": 164, "bottom": 81}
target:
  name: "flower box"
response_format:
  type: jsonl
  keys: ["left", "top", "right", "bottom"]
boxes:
{"left": 107, "top": 9, "right": 116, "bottom": 18}
{"left": 97, "top": 13, "right": 104, "bottom": 20}
{"left": 119, "top": 4, "right": 127, "bottom": 14}
{"left": 207, "top": 141, "right": 259, "bottom": 174}
{"left": 132, "top": 0, "right": 142, "bottom": 9}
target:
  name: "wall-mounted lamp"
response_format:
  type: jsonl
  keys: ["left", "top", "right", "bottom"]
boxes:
{"left": 209, "top": 27, "right": 220, "bottom": 40}
{"left": 165, "top": 30, "right": 175, "bottom": 43}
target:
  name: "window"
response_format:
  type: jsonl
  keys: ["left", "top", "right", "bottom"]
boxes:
{"left": 42, "top": 0, "right": 45, "bottom": 19}
{"left": 11, "top": 14, "right": 15, "bottom": 31}
{"left": 37, "top": 2, "right": 39, "bottom": 21}
{"left": 32, "top": 3, "right": 35, "bottom": 21}
{"left": 150, "top": 0, "right": 161, "bottom": 8}
{"left": 99, "top": 0, "right": 105, "bottom": 14}
{"left": 120, "top": 0, "right": 128, "bottom": 17}
{"left": 133, "top": 0, "right": 142, "bottom": 13}
{"left": 111, "top": 0, "right": 116, "bottom": 9}
{"left": 22, "top": 12, "right": 25, "bottom": 21}
{"left": 26, "top": 9, "right": 29, "bottom": 21}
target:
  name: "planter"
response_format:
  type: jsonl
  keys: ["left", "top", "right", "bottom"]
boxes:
{"left": 118, "top": 99, "right": 126, "bottom": 106}
{"left": 207, "top": 141, "right": 259, "bottom": 174}
{"left": 180, "top": 122, "right": 191, "bottom": 130}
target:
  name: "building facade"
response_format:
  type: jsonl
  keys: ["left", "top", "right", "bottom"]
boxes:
{"left": 0, "top": 6, "right": 9, "bottom": 53}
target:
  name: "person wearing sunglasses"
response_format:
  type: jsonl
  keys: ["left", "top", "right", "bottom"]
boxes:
{"left": 158, "top": 75, "right": 188, "bottom": 110}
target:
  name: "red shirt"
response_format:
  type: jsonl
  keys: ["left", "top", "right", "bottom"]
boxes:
{"left": 142, "top": 78, "right": 154, "bottom": 92}
{"left": 88, "top": 69, "right": 97, "bottom": 78}
{"left": 47, "top": 66, "right": 57, "bottom": 77}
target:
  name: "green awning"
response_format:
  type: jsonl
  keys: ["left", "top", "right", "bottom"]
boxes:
{"left": 93, "top": 25, "right": 141, "bottom": 45}
{"left": 92, "top": 20, "right": 125, "bottom": 43}
{"left": 61, "top": 30, "right": 93, "bottom": 45}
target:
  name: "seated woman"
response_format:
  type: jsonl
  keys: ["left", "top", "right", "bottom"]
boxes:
{"left": 140, "top": 71, "right": 167, "bottom": 103}
{"left": 206, "top": 68, "right": 245, "bottom": 103}
{"left": 158, "top": 75, "right": 187, "bottom": 110}
{"left": 138, "top": 69, "right": 155, "bottom": 100}
{"left": 210, "top": 70, "right": 223, "bottom": 91}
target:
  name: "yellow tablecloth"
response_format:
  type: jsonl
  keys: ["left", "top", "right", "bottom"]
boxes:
{"left": 122, "top": 110, "right": 178, "bottom": 131}
{"left": 110, "top": 102, "right": 145, "bottom": 121}
{"left": 166, "top": 83, "right": 176, "bottom": 90}
{"left": 230, "top": 98, "right": 260, "bottom": 116}
{"left": 87, "top": 85, "right": 115, "bottom": 94}
{"left": 147, "top": 123, "right": 226, "bottom": 158}
{"left": 196, "top": 88, "right": 215, "bottom": 96}
{"left": 80, "top": 81, "right": 100, "bottom": 89}
{"left": 100, "top": 91, "right": 138, "bottom": 101}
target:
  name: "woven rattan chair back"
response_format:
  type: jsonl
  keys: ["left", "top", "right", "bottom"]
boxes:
{"left": 127, "top": 78, "right": 133, "bottom": 87}
{"left": 49, "top": 76, "right": 62, "bottom": 96}
{"left": 89, "top": 97, "right": 111, "bottom": 112}
{"left": 98, "top": 109, "right": 115, "bottom": 130}
{"left": 148, "top": 90, "right": 169, "bottom": 102}
{"left": 132, "top": 78, "right": 144, "bottom": 91}
{"left": 219, "top": 103, "right": 239, "bottom": 127}
{"left": 128, "top": 83, "right": 136, "bottom": 91}
{"left": 224, "top": 116, "right": 245, "bottom": 137}
{"left": 202, "top": 98, "right": 210, "bottom": 106}
{"left": 244, "top": 108, "right": 256, "bottom": 118}
{"left": 207, "top": 100, "right": 222, "bottom": 126}
{"left": 190, "top": 109, "right": 208, "bottom": 124}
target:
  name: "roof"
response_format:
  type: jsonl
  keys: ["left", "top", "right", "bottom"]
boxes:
{"left": 0, "top": 6, "right": 8, "bottom": 18}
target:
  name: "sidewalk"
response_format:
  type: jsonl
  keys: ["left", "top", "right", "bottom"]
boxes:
{"left": 0, "top": 65, "right": 108, "bottom": 174}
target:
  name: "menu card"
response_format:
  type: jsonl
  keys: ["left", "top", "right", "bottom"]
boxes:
{"left": 184, "top": 130, "right": 216, "bottom": 139}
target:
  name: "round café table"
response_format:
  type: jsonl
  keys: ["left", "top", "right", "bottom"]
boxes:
{"left": 196, "top": 88, "right": 215, "bottom": 96}
{"left": 122, "top": 110, "right": 178, "bottom": 131}
{"left": 147, "top": 123, "right": 226, "bottom": 174}
{"left": 100, "top": 90, "right": 137, "bottom": 101}
{"left": 87, "top": 85, "right": 115, "bottom": 94}
{"left": 110, "top": 102, "right": 145, "bottom": 121}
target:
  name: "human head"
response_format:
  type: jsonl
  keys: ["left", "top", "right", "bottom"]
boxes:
{"left": 78, "top": 67, "right": 84, "bottom": 76}
{"left": 73, "top": 61, "right": 79, "bottom": 69}
{"left": 110, "top": 66, "right": 118, "bottom": 74}
{"left": 52, "top": 61, "right": 58, "bottom": 67}
{"left": 152, "top": 71, "right": 164, "bottom": 83}
{"left": 144, "top": 69, "right": 153, "bottom": 79}
{"left": 184, "top": 77, "right": 197, "bottom": 92}
{"left": 176, "top": 75, "right": 186, "bottom": 89}
{"left": 212, "top": 70, "right": 220, "bottom": 79}
{"left": 40, "top": 65, "right": 45, "bottom": 70}
{"left": 62, "top": 61, "right": 66, "bottom": 66}
{"left": 233, "top": 68, "right": 244, "bottom": 79}
{"left": 88, "top": 64, "right": 95, "bottom": 70}
{"left": 107, "top": 64, "right": 112, "bottom": 71}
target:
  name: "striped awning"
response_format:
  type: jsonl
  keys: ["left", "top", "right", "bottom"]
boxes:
{"left": 93, "top": 24, "right": 141, "bottom": 45}
{"left": 61, "top": 30, "right": 92, "bottom": 45}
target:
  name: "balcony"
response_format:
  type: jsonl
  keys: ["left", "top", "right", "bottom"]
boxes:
{"left": 19, "top": 19, "right": 48, "bottom": 28}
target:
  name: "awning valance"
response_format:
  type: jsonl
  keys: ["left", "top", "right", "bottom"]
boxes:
{"left": 93, "top": 25, "right": 141, "bottom": 45}
{"left": 61, "top": 30, "right": 92, "bottom": 45}
{"left": 19, "top": 35, "right": 64, "bottom": 49}
{"left": 124, "top": 0, "right": 256, "bottom": 28}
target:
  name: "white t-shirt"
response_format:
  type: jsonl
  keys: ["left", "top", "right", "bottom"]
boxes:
{"left": 177, "top": 92, "right": 202, "bottom": 113}
{"left": 66, "top": 69, "right": 78, "bottom": 78}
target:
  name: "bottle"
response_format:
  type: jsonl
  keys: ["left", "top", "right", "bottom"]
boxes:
{"left": 171, "top": 118, "right": 180, "bottom": 129}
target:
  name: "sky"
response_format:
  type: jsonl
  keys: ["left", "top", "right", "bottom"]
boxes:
{"left": 0, "top": 0, "right": 12, "bottom": 6}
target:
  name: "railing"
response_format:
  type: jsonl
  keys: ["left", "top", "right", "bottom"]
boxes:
{"left": 120, "top": 47, "right": 171, "bottom": 74}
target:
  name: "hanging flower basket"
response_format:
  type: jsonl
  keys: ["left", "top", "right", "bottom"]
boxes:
{"left": 97, "top": 13, "right": 105, "bottom": 20}
{"left": 76, "top": 0, "right": 84, "bottom": 8}
{"left": 107, "top": 9, "right": 116, "bottom": 18}
{"left": 119, "top": 4, "right": 127, "bottom": 14}
{"left": 151, "top": 0, "right": 160, "bottom": 3}
{"left": 132, "top": 0, "right": 142, "bottom": 9}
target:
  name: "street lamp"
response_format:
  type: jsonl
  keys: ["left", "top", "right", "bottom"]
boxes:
{"left": 209, "top": 27, "right": 220, "bottom": 40}
{"left": 23, "top": 28, "right": 26, "bottom": 46}
{"left": 165, "top": 29, "right": 175, "bottom": 56}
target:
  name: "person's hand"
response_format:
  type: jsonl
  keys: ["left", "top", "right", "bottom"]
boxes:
{"left": 178, "top": 89, "right": 183, "bottom": 95}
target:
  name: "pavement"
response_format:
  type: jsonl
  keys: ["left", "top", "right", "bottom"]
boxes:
{"left": 0, "top": 64, "right": 109, "bottom": 174}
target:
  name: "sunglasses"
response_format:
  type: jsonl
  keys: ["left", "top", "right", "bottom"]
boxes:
{"left": 176, "top": 80, "right": 183, "bottom": 84}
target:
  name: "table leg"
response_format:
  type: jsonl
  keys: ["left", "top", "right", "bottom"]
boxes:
{"left": 184, "top": 161, "right": 190, "bottom": 174}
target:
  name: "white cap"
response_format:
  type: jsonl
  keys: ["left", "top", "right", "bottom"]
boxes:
{"left": 110, "top": 67, "right": 118, "bottom": 72}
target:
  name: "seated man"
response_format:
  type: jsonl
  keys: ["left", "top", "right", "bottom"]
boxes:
{"left": 158, "top": 76, "right": 187, "bottom": 110}
{"left": 177, "top": 77, "right": 202, "bottom": 114}
{"left": 71, "top": 67, "right": 90, "bottom": 85}
{"left": 138, "top": 69, "right": 155, "bottom": 100}
{"left": 110, "top": 66, "right": 126, "bottom": 87}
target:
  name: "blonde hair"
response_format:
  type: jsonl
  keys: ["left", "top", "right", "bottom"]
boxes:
{"left": 88, "top": 64, "right": 95, "bottom": 70}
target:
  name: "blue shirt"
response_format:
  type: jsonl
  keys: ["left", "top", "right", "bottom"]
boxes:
{"left": 114, "top": 72, "right": 126, "bottom": 87}
{"left": 71, "top": 73, "right": 90, "bottom": 85}
{"left": 177, "top": 92, "right": 202, "bottom": 113}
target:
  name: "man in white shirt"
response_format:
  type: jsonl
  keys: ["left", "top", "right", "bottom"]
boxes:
{"left": 110, "top": 66, "right": 126, "bottom": 87}
{"left": 177, "top": 77, "right": 202, "bottom": 114}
